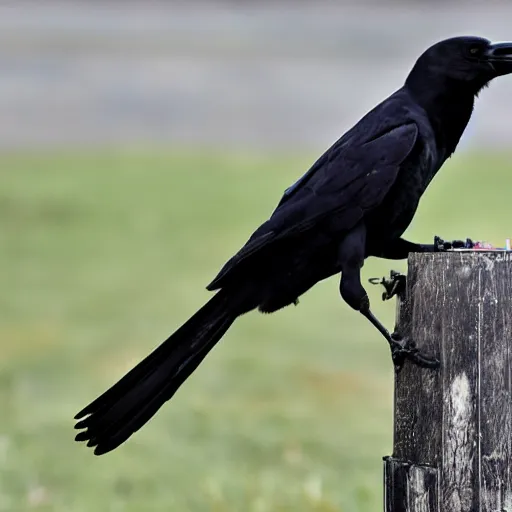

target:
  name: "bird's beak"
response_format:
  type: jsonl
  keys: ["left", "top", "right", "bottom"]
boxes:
{"left": 485, "top": 42, "right": 512, "bottom": 75}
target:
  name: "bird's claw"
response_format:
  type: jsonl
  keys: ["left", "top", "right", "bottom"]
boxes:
{"left": 368, "top": 270, "right": 406, "bottom": 301}
{"left": 389, "top": 332, "right": 440, "bottom": 371}
{"left": 434, "top": 235, "right": 474, "bottom": 252}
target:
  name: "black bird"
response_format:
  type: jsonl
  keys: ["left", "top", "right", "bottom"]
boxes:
{"left": 75, "top": 36, "right": 512, "bottom": 455}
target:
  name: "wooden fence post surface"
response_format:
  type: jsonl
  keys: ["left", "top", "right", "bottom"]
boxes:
{"left": 384, "top": 252, "right": 512, "bottom": 512}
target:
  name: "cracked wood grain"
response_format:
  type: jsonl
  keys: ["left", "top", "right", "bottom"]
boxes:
{"left": 385, "top": 252, "right": 512, "bottom": 512}
{"left": 384, "top": 458, "right": 438, "bottom": 512}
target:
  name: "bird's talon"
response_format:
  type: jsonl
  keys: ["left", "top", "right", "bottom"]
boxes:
{"left": 389, "top": 333, "right": 439, "bottom": 370}
{"left": 434, "top": 235, "right": 450, "bottom": 251}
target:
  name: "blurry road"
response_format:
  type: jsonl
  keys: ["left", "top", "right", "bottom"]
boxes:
{"left": 1, "top": 1, "right": 512, "bottom": 150}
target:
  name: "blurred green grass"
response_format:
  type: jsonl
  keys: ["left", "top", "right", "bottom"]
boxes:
{"left": 0, "top": 147, "right": 510, "bottom": 511}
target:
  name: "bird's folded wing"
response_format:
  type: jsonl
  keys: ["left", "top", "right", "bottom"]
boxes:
{"left": 207, "top": 123, "right": 418, "bottom": 290}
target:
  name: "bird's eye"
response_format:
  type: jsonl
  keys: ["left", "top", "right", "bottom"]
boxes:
{"left": 468, "top": 46, "right": 482, "bottom": 57}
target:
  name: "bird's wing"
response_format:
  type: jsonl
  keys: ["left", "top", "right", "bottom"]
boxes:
{"left": 207, "top": 121, "right": 418, "bottom": 291}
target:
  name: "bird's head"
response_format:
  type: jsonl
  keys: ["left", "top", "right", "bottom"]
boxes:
{"left": 407, "top": 36, "right": 512, "bottom": 94}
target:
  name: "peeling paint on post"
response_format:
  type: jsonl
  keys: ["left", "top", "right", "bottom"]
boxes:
{"left": 384, "top": 252, "right": 512, "bottom": 512}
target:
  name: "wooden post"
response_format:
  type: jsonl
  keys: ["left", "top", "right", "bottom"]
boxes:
{"left": 384, "top": 252, "right": 512, "bottom": 512}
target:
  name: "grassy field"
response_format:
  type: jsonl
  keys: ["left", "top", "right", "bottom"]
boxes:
{"left": 1, "top": 146, "right": 511, "bottom": 511}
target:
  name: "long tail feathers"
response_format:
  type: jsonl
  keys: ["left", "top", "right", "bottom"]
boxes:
{"left": 74, "top": 291, "right": 237, "bottom": 455}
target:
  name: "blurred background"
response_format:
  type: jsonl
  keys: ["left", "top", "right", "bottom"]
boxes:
{"left": 1, "top": 1, "right": 512, "bottom": 511}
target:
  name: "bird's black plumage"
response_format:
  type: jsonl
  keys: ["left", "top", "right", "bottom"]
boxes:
{"left": 75, "top": 36, "right": 512, "bottom": 455}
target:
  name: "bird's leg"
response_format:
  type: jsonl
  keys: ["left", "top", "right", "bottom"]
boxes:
{"left": 368, "top": 235, "right": 474, "bottom": 301}
{"left": 338, "top": 226, "right": 439, "bottom": 370}
{"left": 370, "top": 236, "right": 474, "bottom": 260}
{"left": 341, "top": 270, "right": 439, "bottom": 370}
{"left": 362, "top": 298, "right": 440, "bottom": 370}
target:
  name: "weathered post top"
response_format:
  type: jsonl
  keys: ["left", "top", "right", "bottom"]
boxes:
{"left": 384, "top": 251, "right": 512, "bottom": 512}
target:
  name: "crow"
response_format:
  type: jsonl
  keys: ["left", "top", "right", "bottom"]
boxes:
{"left": 74, "top": 36, "right": 512, "bottom": 455}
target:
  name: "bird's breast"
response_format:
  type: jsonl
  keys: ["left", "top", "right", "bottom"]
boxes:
{"left": 366, "top": 147, "right": 438, "bottom": 240}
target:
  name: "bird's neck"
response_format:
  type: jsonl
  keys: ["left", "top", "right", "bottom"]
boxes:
{"left": 405, "top": 75, "right": 477, "bottom": 157}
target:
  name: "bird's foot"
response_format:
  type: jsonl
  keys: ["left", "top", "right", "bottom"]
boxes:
{"left": 432, "top": 235, "right": 474, "bottom": 252}
{"left": 368, "top": 270, "right": 406, "bottom": 301}
{"left": 389, "top": 332, "right": 440, "bottom": 371}
{"left": 416, "top": 236, "right": 473, "bottom": 253}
